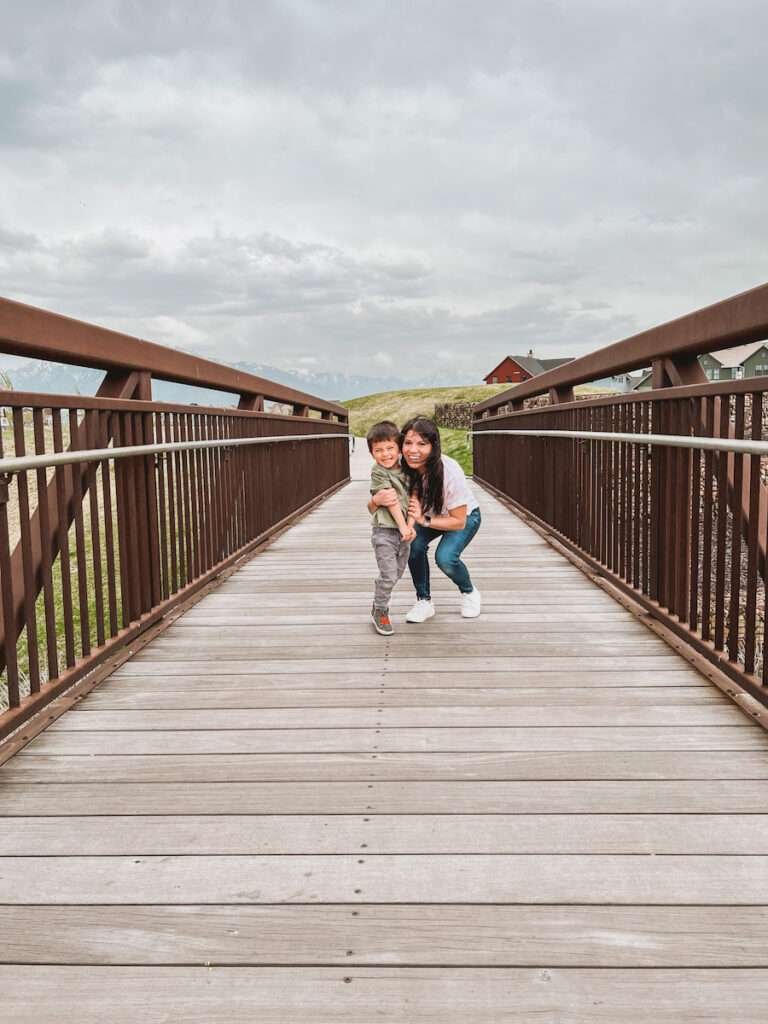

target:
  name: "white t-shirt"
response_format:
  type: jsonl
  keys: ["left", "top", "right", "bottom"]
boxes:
{"left": 436, "top": 455, "right": 479, "bottom": 515}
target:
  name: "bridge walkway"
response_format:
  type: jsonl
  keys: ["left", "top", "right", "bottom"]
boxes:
{"left": 1, "top": 446, "right": 767, "bottom": 1021}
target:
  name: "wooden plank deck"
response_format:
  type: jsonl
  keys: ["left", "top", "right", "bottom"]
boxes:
{"left": 2, "top": 446, "right": 768, "bottom": 1021}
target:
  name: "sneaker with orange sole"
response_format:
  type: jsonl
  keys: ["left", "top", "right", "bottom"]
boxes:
{"left": 371, "top": 604, "right": 394, "bottom": 636}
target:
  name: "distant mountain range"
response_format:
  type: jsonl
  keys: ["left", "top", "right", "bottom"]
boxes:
{"left": 0, "top": 359, "right": 468, "bottom": 404}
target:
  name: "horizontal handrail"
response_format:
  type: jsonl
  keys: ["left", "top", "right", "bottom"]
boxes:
{"left": 473, "top": 428, "right": 768, "bottom": 456}
{"left": 0, "top": 296, "right": 347, "bottom": 417}
{"left": 0, "top": 432, "right": 348, "bottom": 476}
{"left": 474, "top": 280, "right": 768, "bottom": 414}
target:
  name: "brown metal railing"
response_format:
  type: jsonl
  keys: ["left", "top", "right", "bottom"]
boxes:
{"left": 0, "top": 299, "right": 349, "bottom": 738}
{"left": 473, "top": 282, "right": 768, "bottom": 707}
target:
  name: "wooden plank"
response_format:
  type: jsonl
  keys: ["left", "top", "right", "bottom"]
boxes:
{"left": 1, "top": 853, "right": 767, "bottom": 904}
{"left": 152, "top": 630, "right": 660, "bottom": 647}
{"left": 175, "top": 613, "right": 640, "bottom": 626}
{"left": 7, "top": 751, "right": 768, "bottom": 784}
{"left": 117, "top": 656, "right": 687, "bottom": 674}
{"left": 3, "top": 905, "right": 768, "bottom": 967}
{"left": 78, "top": 685, "right": 723, "bottom": 711}
{"left": 20, "top": 725, "right": 766, "bottom": 755}
{"left": 193, "top": 592, "right": 620, "bottom": 606}
{"left": 2, "top": 813, "right": 766, "bottom": 855}
{"left": 50, "top": 705, "right": 745, "bottom": 730}
{"left": 1, "top": 780, "right": 766, "bottom": 815}
{"left": 128, "top": 646, "right": 671, "bottom": 663}
{"left": 103, "top": 669, "right": 708, "bottom": 688}
{"left": 4, "top": 966, "right": 768, "bottom": 1023}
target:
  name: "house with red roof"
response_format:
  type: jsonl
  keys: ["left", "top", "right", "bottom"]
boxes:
{"left": 483, "top": 351, "right": 575, "bottom": 385}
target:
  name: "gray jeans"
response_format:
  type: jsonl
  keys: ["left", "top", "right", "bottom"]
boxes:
{"left": 372, "top": 527, "right": 410, "bottom": 610}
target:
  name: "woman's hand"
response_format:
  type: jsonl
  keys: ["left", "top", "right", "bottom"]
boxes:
{"left": 372, "top": 487, "right": 400, "bottom": 508}
{"left": 408, "top": 495, "right": 423, "bottom": 522}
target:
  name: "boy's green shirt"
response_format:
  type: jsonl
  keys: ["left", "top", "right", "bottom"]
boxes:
{"left": 370, "top": 463, "right": 410, "bottom": 529}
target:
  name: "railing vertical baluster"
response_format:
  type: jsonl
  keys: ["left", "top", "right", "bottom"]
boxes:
{"left": 84, "top": 409, "right": 106, "bottom": 649}
{"left": 218, "top": 414, "right": 231, "bottom": 557}
{"left": 701, "top": 398, "right": 715, "bottom": 642}
{"left": 12, "top": 408, "right": 41, "bottom": 692}
{"left": 51, "top": 410, "right": 76, "bottom": 667}
{"left": 674, "top": 399, "right": 690, "bottom": 621}
{"left": 193, "top": 415, "right": 208, "bottom": 576}
{"left": 642, "top": 401, "right": 651, "bottom": 595}
{"left": 688, "top": 399, "right": 702, "bottom": 632}
{"left": 714, "top": 397, "right": 730, "bottom": 651}
{"left": 32, "top": 408, "right": 59, "bottom": 681}
{"left": 0, "top": 427, "right": 20, "bottom": 707}
{"left": 164, "top": 412, "right": 179, "bottom": 595}
{"left": 619, "top": 404, "right": 626, "bottom": 574}
{"left": 142, "top": 410, "right": 163, "bottom": 609}
{"left": 197, "top": 413, "right": 213, "bottom": 572}
{"left": 235, "top": 416, "right": 247, "bottom": 551}
{"left": 100, "top": 413, "right": 119, "bottom": 637}
{"left": 727, "top": 394, "right": 746, "bottom": 661}
{"left": 111, "top": 412, "right": 132, "bottom": 628}
{"left": 185, "top": 415, "right": 202, "bottom": 580}
{"left": 177, "top": 415, "right": 194, "bottom": 586}
{"left": 131, "top": 413, "right": 152, "bottom": 613}
{"left": 154, "top": 414, "right": 170, "bottom": 603}
{"left": 124, "top": 414, "right": 144, "bottom": 621}
{"left": 618, "top": 401, "right": 622, "bottom": 573}
{"left": 649, "top": 401, "right": 662, "bottom": 602}
{"left": 743, "top": 393, "right": 762, "bottom": 675}
{"left": 67, "top": 410, "right": 91, "bottom": 656}
{"left": 593, "top": 409, "right": 599, "bottom": 562}
{"left": 598, "top": 404, "right": 607, "bottom": 565}
{"left": 632, "top": 402, "right": 642, "bottom": 590}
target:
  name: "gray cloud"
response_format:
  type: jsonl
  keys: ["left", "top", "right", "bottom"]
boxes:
{"left": 2, "top": 1, "right": 768, "bottom": 386}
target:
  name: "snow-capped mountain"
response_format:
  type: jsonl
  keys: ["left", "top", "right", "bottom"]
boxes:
{"left": 0, "top": 358, "right": 466, "bottom": 403}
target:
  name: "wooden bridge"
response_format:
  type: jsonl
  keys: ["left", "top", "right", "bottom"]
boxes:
{"left": 2, "top": 293, "right": 768, "bottom": 1020}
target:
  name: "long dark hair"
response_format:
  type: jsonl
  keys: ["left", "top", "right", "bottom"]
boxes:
{"left": 400, "top": 416, "right": 444, "bottom": 515}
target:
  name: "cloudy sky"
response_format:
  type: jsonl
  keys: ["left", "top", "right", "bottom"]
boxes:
{"left": 2, "top": 0, "right": 767, "bottom": 385}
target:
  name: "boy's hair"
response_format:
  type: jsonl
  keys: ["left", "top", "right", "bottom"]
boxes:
{"left": 367, "top": 420, "right": 401, "bottom": 453}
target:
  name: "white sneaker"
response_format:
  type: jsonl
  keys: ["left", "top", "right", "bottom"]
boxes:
{"left": 406, "top": 599, "right": 435, "bottom": 623}
{"left": 461, "top": 588, "right": 482, "bottom": 618}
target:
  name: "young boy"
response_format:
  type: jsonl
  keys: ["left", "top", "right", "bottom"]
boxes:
{"left": 368, "top": 421, "right": 416, "bottom": 636}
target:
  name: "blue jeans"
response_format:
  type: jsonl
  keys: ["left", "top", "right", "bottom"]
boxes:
{"left": 408, "top": 508, "right": 481, "bottom": 600}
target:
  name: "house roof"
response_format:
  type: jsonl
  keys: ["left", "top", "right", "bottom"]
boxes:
{"left": 538, "top": 357, "right": 575, "bottom": 371}
{"left": 707, "top": 341, "right": 768, "bottom": 368}
{"left": 632, "top": 343, "right": 768, "bottom": 389}
{"left": 485, "top": 354, "right": 576, "bottom": 379}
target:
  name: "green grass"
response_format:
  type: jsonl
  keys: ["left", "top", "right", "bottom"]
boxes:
{"left": 439, "top": 427, "right": 473, "bottom": 475}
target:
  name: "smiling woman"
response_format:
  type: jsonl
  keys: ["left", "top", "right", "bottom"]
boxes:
{"left": 371, "top": 415, "right": 481, "bottom": 623}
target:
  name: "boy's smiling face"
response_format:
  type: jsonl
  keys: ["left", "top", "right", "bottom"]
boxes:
{"left": 371, "top": 438, "right": 401, "bottom": 469}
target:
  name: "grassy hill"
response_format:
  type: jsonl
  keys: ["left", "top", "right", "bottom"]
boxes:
{"left": 343, "top": 384, "right": 513, "bottom": 476}
{"left": 343, "top": 382, "right": 612, "bottom": 475}
{"left": 343, "top": 383, "right": 511, "bottom": 439}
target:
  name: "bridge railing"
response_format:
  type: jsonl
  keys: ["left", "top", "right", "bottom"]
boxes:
{"left": 0, "top": 298, "right": 349, "bottom": 738}
{"left": 473, "top": 282, "right": 768, "bottom": 708}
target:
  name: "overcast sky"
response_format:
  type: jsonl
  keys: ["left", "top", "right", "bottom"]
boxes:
{"left": 2, "top": 0, "right": 767, "bottom": 384}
